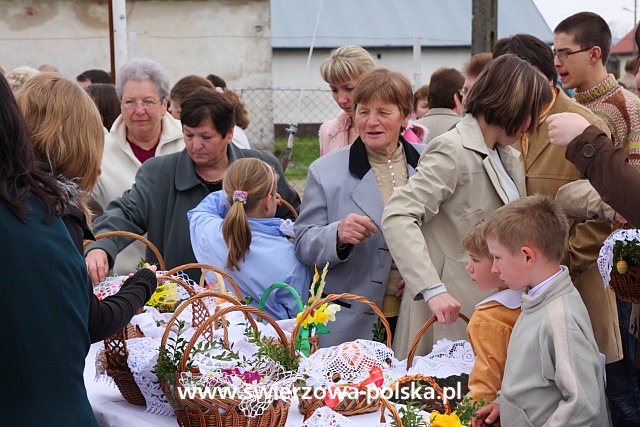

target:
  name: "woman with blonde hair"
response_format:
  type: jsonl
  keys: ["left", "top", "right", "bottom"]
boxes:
{"left": 189, "top": 157, "right": 310, "bottom": 320}
{"left": 0, "top": 71, "right": 98, "bottom": 427}
{"left": 16, "top": 73, "right": 157, "bottom": 342}
{"left": 319, "top": 45, "right": 425, "bottom": 155}
{"left": 18, "top": 74, "right": 103, "bottom": 223}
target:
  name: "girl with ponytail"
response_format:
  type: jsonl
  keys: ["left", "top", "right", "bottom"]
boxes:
{"left": 188, "top": 158, "right": 310, "bottom": 320}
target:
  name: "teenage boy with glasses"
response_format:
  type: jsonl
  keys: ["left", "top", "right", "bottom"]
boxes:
{"left": 554, "top": 11, "right": 640, "bottom": 427}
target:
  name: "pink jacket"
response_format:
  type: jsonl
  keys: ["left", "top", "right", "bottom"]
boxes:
{"left": 319, "top": 111, "right": 426, "bottom": 156}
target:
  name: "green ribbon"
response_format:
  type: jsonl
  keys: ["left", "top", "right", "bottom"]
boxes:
{"left": 295, "top": 326, "right": 312, "bottom": 356}
{"left": 294, "top": 323, "right": 332, "bottom": 357}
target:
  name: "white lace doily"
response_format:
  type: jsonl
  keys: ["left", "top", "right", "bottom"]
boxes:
{"left": 598, "top": 228, "right": 640, "bottom": 286}
{"left": 302, "top": 406, "right": 358, "bottom": 426}
{"left": 126, "top": 337, "right": 174, "bottom": 416}
{"left": 93, "top": 275, "right": 129, "bottom": 300}
{"left": 180, "top": 345, "right": 300, "bottom": 417}
{"left": 298, "top": 340, "right": 403, "bottom": 388}
{"left": 92, "top": 270, "right": 204, "bottom": 302}
{"left": 407, "top": 339, "right": 475, "bottom": 378}
{"left": 301, "top": 406, "right": 394, "bottom": 427}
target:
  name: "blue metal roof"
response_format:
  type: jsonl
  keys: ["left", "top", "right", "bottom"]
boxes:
{"left": 271, "top": 0, "right": 552, "bottom": 49}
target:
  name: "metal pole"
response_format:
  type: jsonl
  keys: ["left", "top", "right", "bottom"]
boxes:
{"left": 471, "top": 0, "right": 497, "bottom": 54}
{"left": 111, "top": 0, "right": 128, "bottom": 86}
{"left": 412, "top": 36, "right": 422, "bottom": 90}
{"left": 108, "top": 1, "right": 115, "bottom": 84}
{"left": 635, "top": 0, "right": 638, "bottom": 55}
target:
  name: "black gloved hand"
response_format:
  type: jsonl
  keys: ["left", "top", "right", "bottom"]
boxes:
{"left": 121, "top": 267, "right": 158, "bottom": 300}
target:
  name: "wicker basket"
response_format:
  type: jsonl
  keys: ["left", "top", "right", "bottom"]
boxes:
{"left": 166, "top": 262, "right": 244, "bottom": 299}
{"left": 393, "top": 313, "right": 470, "bottom": 414}
{"left": 609, "top": 266, "right": 640, "bottom": 304}
{"left": 104, "top": 274, "right": 200, "bottom": 406}
{"left": 291, "top": 292, "right": 392, "bottom": 419}
{"left": 159, "top": 299, "right": 291, "bottom": 427}
{"left": 603, "top": 226, "right": 640, "bottom": 304}
{"left": 86, "top": 231, "right": 168, "bottom": 406}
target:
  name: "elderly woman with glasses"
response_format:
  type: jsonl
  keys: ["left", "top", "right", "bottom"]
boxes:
{"left": 92, "top": 58, "right": 184, "bottom": 211}
{"left": 85, "top": 88, "right": 300, "bottom": 284}
{"left": 90, "top": 58, "right": 185, "bottom": 274}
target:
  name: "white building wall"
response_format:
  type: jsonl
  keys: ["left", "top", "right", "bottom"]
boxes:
{"left": 0, "top": 0, "right": 275, "bottom": 147}
{"left": 0, "top": 1, "right": 478, "bottom": 146}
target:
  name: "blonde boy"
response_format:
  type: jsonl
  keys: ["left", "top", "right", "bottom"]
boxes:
{"left": 473, "top": 195, "right": 608, "bottom": 427}
{"left": 463, "top": 221, "right": 522, "bottom": 403}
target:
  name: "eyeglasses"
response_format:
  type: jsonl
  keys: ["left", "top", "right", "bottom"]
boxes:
{"left": 459, "top": 87, "right": 469, "bottom": 97}
{"left": 552, "top": 47, "right": 592, "bottom": 61}
{"left": 121, "top": 99, "right": 161, "bottom": 110}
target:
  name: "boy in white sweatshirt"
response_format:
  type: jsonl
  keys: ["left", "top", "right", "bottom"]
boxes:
{"left": 472, "top": 195, "right": 609, "bottom": 427}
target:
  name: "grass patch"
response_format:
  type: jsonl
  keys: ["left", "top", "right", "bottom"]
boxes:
{"left": 273, "top": 135, "right": 319, "bottom": 191}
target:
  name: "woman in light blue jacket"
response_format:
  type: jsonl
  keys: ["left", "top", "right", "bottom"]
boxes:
{"left": 188, "top": 158, "right": 310, "bottom": 320}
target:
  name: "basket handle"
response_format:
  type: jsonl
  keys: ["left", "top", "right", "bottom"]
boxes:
{"left": 388, "top": 373, "right": 452, "bottom": 415}
{"left": 258, "top": 282, "right": 305, "bottom": 314}
{"left": 276, "top": 194, "right": 298, "bottom": 219}
{"left": 85, "top": 230, "right": 166, "bottom": 271}
{"left": 406, "top": 313, "right": 470, "bottom": 369}
{"left": 290, "top": 292, "right": 392, "bottom": 353}
{"left": 177, "top": 304, "right": 289, "bottom": 375}
{"left": 159, "top": 290, "right": 246, "bottom": 350}
{"left": 102, "top": 273, "right": 197, "bottom": 362}
{"left": 378, "top": 396, "right": 403, "bottom": 425}
{"left": 198, "top": 270, "right": 227, "bottom": 294}
{"left": 165, "top": 263, "right": 243, "bottom": 299}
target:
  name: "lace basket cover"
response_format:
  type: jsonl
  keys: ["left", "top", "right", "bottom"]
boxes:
{"left": 301, "top": 406, "right": 394, "bottom": 427}
{"left": 176, "top": 316, "right": 299, "bottom": 418}
{"left": 92, "top": 270, "right": 201, "bottom": 302}
{"left": 598, "top": 228, "right": 640, "bottom": 286}
{"left": 406, "top": 339, "right": 475, "bottom": 378}
{"left": 298, "top": 339, "right": 404, "bottom": 388}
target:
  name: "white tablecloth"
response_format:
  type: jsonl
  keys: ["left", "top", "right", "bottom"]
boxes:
{"left": 84, "top": 343, "right": 388, "bottom": 427}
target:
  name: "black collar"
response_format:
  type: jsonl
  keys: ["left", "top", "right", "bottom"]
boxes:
{"left": 348, "top": 136, "right": 421, "bottom": 179}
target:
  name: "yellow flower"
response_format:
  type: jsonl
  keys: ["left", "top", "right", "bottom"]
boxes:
{"left": 314, "top": 303, "right": 330, "bottom": 324}
{"left": 296, "top": 310, "right": 316, "bottom": 328}
{"left": 313, "top": 303, "right": 341, "bottom": 325}
{"left": 429, "top": 411, "right": 462, "bottom": 427}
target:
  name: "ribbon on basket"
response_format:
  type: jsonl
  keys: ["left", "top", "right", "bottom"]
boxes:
{"left": 323, "top": 365, "right": 384, "bottom": 408}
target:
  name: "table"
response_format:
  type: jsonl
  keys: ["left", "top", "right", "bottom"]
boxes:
{"left": 84, "top": 343, "right": 390, "bottom": 426}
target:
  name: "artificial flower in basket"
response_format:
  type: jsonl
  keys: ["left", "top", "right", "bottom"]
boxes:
{"left": 598, "top": 228, "right": 640, "bottom": 303}
{"left": 294, "top": 262, "right": 341, "bottom": 356}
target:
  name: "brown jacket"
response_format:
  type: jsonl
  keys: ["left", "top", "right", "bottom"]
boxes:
{"left": 516, "top": 90, "right": 622, "bottom": 363}
{"left": 563, "top": 125, "right": 640, "bottom": 228}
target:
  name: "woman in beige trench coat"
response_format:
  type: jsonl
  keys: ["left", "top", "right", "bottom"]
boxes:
{"left": 382, "top": 55, "right": 553, "bottom": 359}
